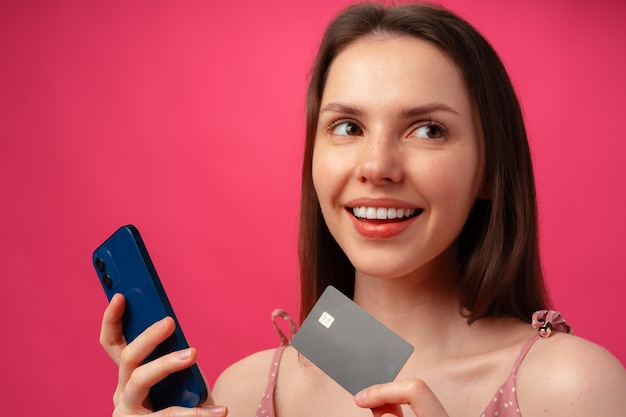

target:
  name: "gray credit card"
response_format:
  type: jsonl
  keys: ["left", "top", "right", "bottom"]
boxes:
{"left": 291, "top": 285, "right": 414, "bottom": 395}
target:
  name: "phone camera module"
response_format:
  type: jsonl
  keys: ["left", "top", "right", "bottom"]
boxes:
{"left": 102, "top": 273, "right": 113, "bottom": 289}
{"left": 96, "top": 257, "right": 106, "bottom": 273}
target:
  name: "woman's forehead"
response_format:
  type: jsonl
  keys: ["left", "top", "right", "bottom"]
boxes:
{"left": 321, "top": 35, "right": 473, "bottom": 116}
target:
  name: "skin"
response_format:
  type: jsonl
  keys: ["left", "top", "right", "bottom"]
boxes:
{"left": 100, "top": 35, "right": 626, "bottom": 417}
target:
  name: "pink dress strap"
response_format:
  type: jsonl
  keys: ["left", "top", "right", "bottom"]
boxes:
{"left": 480, "top": 310, "right": 573, "bottom": 417}
{"left": 531, "top": 310, "right": 573, "bottom": 338}
{"left": 255, "top": 309, "right": 296, "bottom": 417}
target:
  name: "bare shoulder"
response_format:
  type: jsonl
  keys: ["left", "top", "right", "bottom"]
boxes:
{"left": 517, "top": 332, "right": 626, "bottom": 416}
{"left": 212, "top": 348, "right": 276, "bottom": 415}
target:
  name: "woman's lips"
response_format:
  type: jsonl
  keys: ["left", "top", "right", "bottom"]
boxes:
{"left": 347, "top": 206, "right": 423, "bottom": 239}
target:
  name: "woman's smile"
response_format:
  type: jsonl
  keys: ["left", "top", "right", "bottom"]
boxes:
{"left": 348, "top": 205, "right": 423, "bottom": 240}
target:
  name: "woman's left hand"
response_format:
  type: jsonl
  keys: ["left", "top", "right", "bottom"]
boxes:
{"left": 354, "top": 379, "right": 449, "bottom": 417}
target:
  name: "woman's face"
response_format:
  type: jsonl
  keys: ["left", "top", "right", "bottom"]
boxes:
{"left": 312, "top": 35, "right": 487, "bottom": 281}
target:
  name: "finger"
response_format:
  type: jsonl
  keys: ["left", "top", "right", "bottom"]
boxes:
{"left": 100, "top": 293, "right": 127, "bottom": 364}
{"left": 355, "top": 380, "right": 448, "bottom": 417}
{"left": 113, "top": 403, "right": 228, "bottom": 417}
{"left": 199, "top": 405, "right": 228, "bottom": 417}
{"left": 148, "top": 405, "right": 228, "bottom": 417}
{"left": 118, "top": 316, "right": 176, "bottom": 389}
{"left": 121, "top": 347, "right": 200, "bottom": 409}
{"left": 370, "top": 404, "right": 403, "bottom": 417}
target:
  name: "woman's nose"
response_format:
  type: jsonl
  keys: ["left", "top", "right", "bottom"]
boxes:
{"left": 355, "top": 135, "right": 403, "bottom": 184}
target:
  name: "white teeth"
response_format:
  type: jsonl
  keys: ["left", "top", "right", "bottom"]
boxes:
{"left": 352, "top": 206, "right": 416, "bottom": 220}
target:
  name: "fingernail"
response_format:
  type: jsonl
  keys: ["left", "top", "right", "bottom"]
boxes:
{"left": 177, "top": 348, "right": 192, "bottom": 360}
{"left": 208, "top": 405, "right": 226, "bottom": 415}
{"left": 354, "top": 389, "right": 367, "bottom": 401}
{"left": 156, "top": 317, "right": 167, "bottom": 330}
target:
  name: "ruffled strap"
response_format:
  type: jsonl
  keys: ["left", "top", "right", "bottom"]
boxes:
{"left": 271, "top": 309, "right": 297, "bottom": 346}
{"left": 255, "top": 310, "right": 297, "bottom": 417}
{"left": 531, "top": 310, "right": 574, "bottom": 338}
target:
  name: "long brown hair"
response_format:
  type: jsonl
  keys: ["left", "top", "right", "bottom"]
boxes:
{"left": 298, "top": 2, "right": 550, "bottom": 323}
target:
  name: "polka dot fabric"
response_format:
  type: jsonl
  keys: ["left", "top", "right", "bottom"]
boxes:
{"left": 255, "top": 309, "right": 295, "bottom": 417}
{"left": 256, "top": 310, "right": 571, "bottom": 417}
{"left": 480, "top": 334, "right": 540, "bottom": 416}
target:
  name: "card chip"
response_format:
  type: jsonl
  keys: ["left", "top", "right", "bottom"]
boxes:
{"left": 318, "top": 311, "right": 335, "bottom": 328}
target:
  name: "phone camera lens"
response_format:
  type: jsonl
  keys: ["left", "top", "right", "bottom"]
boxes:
{"left": 102, "top": 273, "right": 113, "bottom": 289}
{"left": 96, "top": 257, "right": 106, "bottom": 272}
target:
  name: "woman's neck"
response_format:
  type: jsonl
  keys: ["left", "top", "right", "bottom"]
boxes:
{"left": 352, "top": 248, "right": 475, "bottom": 359}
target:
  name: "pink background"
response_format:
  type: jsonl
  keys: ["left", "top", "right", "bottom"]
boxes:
{"left": 1, "top": 0, "right": 624, "bottom": 415}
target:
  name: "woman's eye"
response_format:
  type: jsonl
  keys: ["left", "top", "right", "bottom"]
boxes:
{"left": 330, "top": 121, "right": 363, "bottom": 136}
{"left": 412, "top": 123, "right": 446, "bottom": 140}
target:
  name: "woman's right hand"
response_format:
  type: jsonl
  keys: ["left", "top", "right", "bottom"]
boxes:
{"left": 99, "top": 293, "right": 228, "bottom": 417}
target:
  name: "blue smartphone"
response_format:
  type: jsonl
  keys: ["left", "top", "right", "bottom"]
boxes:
{"left": 93, "top": 224, "right": 208, "bottom": 410}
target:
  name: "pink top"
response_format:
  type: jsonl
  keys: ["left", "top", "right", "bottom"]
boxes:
{"left": 255, "top": 309, "right": 573, "bottom": 417}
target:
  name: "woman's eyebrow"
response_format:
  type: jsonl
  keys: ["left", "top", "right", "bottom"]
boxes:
{"left": 397, "top": 103, "right": 460, "bottom": 118}
{"left": 319, "top": 102, "right": 366, "bottom": 117}
{"left": 319, "top": 102, "right": 459, "bottom": 118}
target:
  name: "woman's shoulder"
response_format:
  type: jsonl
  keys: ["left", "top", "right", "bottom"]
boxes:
{"left": 517, "top": 332, "right": 626, "bottom": 416}
{"left": 212, "top": 348, "right": 277, "bottom": 413}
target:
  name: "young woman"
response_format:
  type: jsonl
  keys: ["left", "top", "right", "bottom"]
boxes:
{"left": 100, "top": 3, "right": 626, "bottom": 417}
